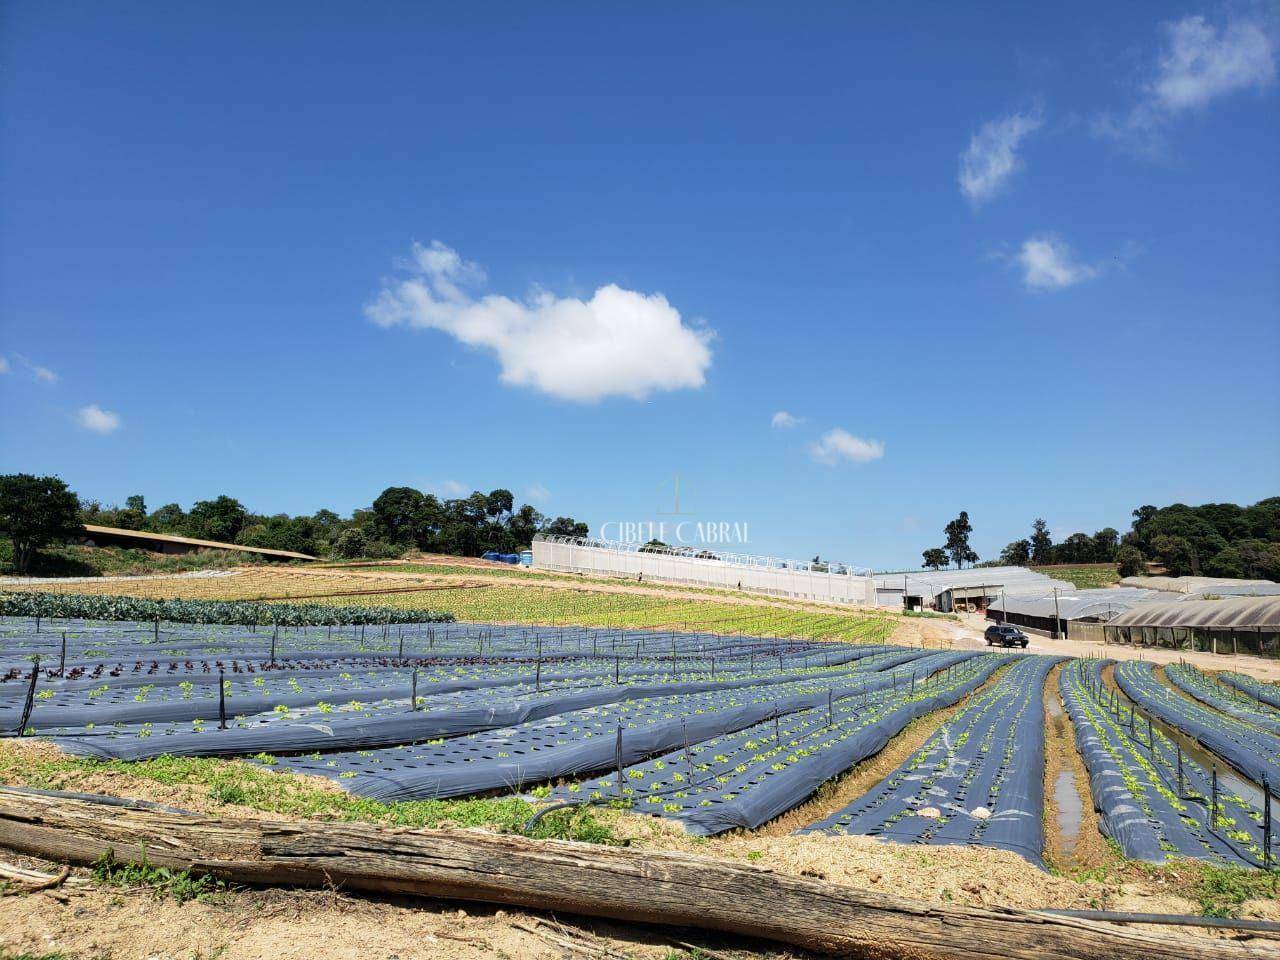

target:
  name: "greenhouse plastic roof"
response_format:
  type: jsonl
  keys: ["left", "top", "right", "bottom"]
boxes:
{"left": 872, "top": 566, "right": 1073, "bottom": 598}
{"left": 1117, "top": 576, "right": 1280, "bottom": 596}
{"left": 987, "top": 588, "right": 1165, "bottom": 621}
{"left": 1107, "top": 596, "right": 1280, "bottom": 630}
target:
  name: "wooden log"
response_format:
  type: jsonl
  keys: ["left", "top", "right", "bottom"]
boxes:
{"left": 0, "top": 788, "right": 1271, "bottom": 960}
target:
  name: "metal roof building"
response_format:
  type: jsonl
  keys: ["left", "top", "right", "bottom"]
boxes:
{"left": 872, "top": 566, "right": 1074, "bottom": 613}
{"left": 1104, "top": 596, "right": 1280, "bottom": 659}
{"left": 1117, "top": 575, "right": 1280, "bottom": 597}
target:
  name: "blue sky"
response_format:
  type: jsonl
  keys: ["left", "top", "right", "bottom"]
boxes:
{"left": 2, "top": 2, "right": 1277, "bottom": 569}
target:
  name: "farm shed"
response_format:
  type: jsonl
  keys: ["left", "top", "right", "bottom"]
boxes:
{"left": 986, "top": 587, "right": 1164, "bottom": 638}
{"left": 873, "top": 566, "right": 1073, "bottom": 613}
{"left": 78, "top": 524, "right": 316, "bottom": 561}
{"left": 1104, "top": 596, "right": 1280, "bottom": 658}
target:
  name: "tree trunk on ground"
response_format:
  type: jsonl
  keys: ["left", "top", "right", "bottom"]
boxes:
{"left": 0, "top": 789, "right": 1272, "bottom": 960}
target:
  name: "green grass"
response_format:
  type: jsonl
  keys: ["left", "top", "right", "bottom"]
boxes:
{"left": 91, "top": 849, "right": 224, "bottom": 904}
{"left": 1030, "top": 564, "right": 1120, "bottom": 590}
{"left": 1190, "top": 863, "right": 1279, "bottom": 918}
{"left": 0, "top": 748, "right": 620, "bottom": 845}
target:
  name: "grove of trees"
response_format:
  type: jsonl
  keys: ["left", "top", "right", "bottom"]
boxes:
{"left": 994, "top": 498, "right": 1280, "bottom": 580}
{"left": 8, "top": 474, "right": 590, "bottom": 566}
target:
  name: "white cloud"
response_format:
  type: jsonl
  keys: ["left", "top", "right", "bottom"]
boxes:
{"left": 367, "top": 241, "right": 714, "bottom": 403}
{"left": 958, "top": 109, "right": 1044, "bottom": 206}
{"left": 1096, "top": 13, "right": 1276, "bottom": 153}
{"left": 525, "top": 483, "right": 551, "bottom": 503}
{"left": 13, "top": 354, "right": 57, "bottom": 384}
{"left": 1016, "top": 235, "right": 1100, "bottom": 291}
{"left": 0, "top": 357, "right": 9, "bottom": 374}
{"left": 771, "top": 411, "right": 803, "bottom": 429}
{"left": 426, "top": 479, "right": 469, "bottom": 498}
{"left": 78, "top": 404, "right": 121, "bottom": 434}
{"left": 808, "top": 428, "right": 885, "bottom": 466}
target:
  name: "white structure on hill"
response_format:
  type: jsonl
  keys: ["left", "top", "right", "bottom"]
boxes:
{"left": 531, "top": 535, "right": 876, "bottom": 605}
{"left": 872, "top": 566, "right": 1075, "bottom": 612}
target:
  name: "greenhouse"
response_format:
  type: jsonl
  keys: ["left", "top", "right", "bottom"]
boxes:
{"left": 1104, "top": 596, "right": 1280, "bottom": 658}
{"left": 873, "top": 566, "right": 1074, "bottom": 613}
{"left": 985, "top": 588, "right": 1164, "bottom": 638}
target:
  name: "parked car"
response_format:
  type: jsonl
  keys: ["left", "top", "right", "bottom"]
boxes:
{"left": 984, "top": 623, "right": 1029, "bottom": 648}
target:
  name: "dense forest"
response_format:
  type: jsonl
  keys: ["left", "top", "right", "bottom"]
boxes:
{"left": 993, "top": 498, "right": 1280, "bottom": 581}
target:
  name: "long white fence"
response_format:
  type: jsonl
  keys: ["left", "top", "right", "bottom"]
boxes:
{"left": 532, "top": 536, "right": 876, "bottom": 605}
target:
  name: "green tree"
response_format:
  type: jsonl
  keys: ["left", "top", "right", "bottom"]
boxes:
{"left": 999, "top": 539, "right": 1031, "bottom": 566}
{"left": 1150, "top": 534, "right": 1198, "bottom": 577}
{"left": 1055, "top": 532, "right": 1096, "bottom": 564}
{"left": 0, "top": 474, "right": 82, "bottom": 573}
{"left": 370, "top": 486, "right": 427, "bottom": 545}
{"left": 332, "top": 527, "right": 369, "bottom": 559}
{"left": 921, "top": 547, "right": 949, "bottom": 570}
{"left": 1205, "top": 540, "right": 1280, "bottom": 581}
{"left": 544, "top": 517, "right": 589, "bottom": 539}
{"left": 1091, "top": 527, "right": 1119, "bottom": 562}
{"left": 187, "top": 495, "right": 249, "bottom": 543}
{"left": 1115, "top": 545, "right": 1146, "bottom": 578}
{"left": 1030, "top": 519, "right": 1054, "bottom": 566}
{"left": 146, "top": 503, "right": 187, "bottom": 533}
{"left": 943, "top": 511, "right": 978, "bottom": 569}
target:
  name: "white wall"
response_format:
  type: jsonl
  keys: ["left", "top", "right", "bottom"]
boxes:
{"left": 532, "top": 538, "right": 876, "bottom": 605}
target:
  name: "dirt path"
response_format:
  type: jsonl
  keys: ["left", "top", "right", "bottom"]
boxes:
{"left": 1042, "top": 662, "right": 1115, "bottom": 872}
{"left": 940, "top": 613, "right": 1280, "bottom": 683}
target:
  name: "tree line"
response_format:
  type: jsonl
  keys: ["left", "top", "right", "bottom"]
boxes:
{"left": 918, "top": 498, "right": 1280, "bottom": 582}
{"left": 994, "top": 499, "right": 1280, "bottom": 580}
{"left": 0, "top": 473, "right": 589, "bottom": 573}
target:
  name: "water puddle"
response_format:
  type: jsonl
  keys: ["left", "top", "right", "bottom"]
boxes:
{"left": 1102, "top": 666, "right": 1266, "bottom": 810}
{"left": 1054, "top": 768, "right": 1083, "bottom": 855}
{"left": 1044, "top": 684, "right": 1083, "bottom": 855}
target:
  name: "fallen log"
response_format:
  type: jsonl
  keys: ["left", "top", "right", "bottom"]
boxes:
{"left": 0, "top": 788, "right": 1272, "bottom": 960}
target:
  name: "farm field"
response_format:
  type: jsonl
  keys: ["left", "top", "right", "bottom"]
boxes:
{"left": 1031, "top": 564, "right": 1121, "bottom": 590}
{"left": 1, "top": 584, "right": 1279, "bottom": 958}
{"left": 1, "top": 561, "right": 903, "bottom": 643}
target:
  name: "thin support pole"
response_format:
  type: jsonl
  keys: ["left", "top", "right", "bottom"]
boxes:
{"left": 16, "top": 656, "right": 40, "bottom": 737}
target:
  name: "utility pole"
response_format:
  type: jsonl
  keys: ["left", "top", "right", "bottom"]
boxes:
{"left": 1052, "top": 587, "right": 1062, "bottom": 640}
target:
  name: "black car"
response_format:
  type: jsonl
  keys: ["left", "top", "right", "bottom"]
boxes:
{"left": 984, "top": 624, "right": 1029, "bottom": 648}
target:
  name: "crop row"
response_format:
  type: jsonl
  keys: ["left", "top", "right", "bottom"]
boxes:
{"left": 1060, "top": 659, "right": 1275, "bottom": 868}
{"left": 800, "top": 654, "right": 1062, "bottom": 866}
{"left": 546, "top": 652, "right": 1003, "bottom": 835}
{"left": 1164, "top": 663, "right": 1280, "bottom": 736}
{"left": 1220, "top": 671, "right": 1280, "bottom": 711}
{"left": 1114, "top": 660, "right": 1280, "bottom": 800}
{"left": 0, "top": 591, "right": 453, "bottom": 626}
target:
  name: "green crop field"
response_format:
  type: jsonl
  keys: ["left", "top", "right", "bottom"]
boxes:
{"left": 1030, "top": 564, "right": 1119, "bottom": 590}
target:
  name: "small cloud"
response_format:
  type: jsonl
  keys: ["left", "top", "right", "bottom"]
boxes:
{"left": 1016, "top": 235, "right": 1100, "bottom": 291}
{"left": 809, "top": 428, "right": 885, "bottom": 466}
{"left": 901, "top": 516, "right": 922, "bottom": 532}
{"left": 78, "top": 404, "right": 121, "bottom": 434}
{"left": 771, "top": 411, "right": 804, "bottom": 429}
{"left": 367, "top": 240, "right": 715, "bottom": 403}
{"left": 13, "top": 354, "right": 58, "bottom": 384}
{"left": 0, "top": 357, "right": 9, "bottom": 374}
{"left": 1096, "top": 13, "right": 1276, "bottom": 155}
{"left": 426, "top": 479, "right": 469, "bottom": 498}
{"left": 525, "top": 483, "right": 551, "bottom": 503}
{"left": 958, "top": 108, "right": 1044, "bottom": 207}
